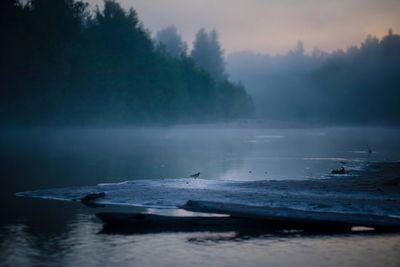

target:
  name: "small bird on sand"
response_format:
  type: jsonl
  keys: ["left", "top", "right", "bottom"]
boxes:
{"left": 366, "top": 144, "right": 373, "bottom": 154}
{"left": 190, "top": 172, "right": 201, "bottom": 178}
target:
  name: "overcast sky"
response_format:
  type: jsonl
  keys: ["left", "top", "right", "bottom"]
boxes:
{"left": 87, "top": 0, "right": 400, "bottom": 55}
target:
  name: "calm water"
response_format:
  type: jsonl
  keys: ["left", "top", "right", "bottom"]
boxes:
{"left": 1, "top": 126, "right": 400, "bottom": 267}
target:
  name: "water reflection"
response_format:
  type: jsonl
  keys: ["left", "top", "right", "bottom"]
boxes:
{"left": 2, "top": 217, "right": 399, "bottom": 267}
{"left": 1, "top": 127, "right": 399, "bottom": 192}
{"left": 1, "top": 127, "right": 400, "bottom": 267}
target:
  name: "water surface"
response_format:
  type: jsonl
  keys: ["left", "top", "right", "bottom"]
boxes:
{"left": 1, "top": 127, "right": 400, "bottom": 267}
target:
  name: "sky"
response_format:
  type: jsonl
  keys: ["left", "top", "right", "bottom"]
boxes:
{"left": 87, "top": 0, "right": 400, "bottom": 55}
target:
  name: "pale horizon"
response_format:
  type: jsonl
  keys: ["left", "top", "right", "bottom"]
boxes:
{"left": 85, "top": 0, "right": 400, "bottom": 55}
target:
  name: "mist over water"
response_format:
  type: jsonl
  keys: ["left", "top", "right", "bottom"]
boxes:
{"left": 2, "top": 1, "right": 400, "bottom": 266}
{"left": 2, "top": 127, "right": 399, "bottom": 190}
{"left": 1, "top": 126, "right": 400, "bottom": 266}
{"left": 227, "top": 32, "right": 400, "bottom": 125}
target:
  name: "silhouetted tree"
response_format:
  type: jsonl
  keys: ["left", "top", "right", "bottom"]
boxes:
{"left": 228, "top": 30, "right": 400, "bottom": 125}
{"left": 0, "top": 0, "right": 253, "bottom": 125}
{"left": 294, "top": 41, "right": 305, "bottom": 56}
{"left": 155, "top": 26, "right": 187, "bottom": 58}
{"left": 191, "top": 28, "right": 226, "bottom": 81}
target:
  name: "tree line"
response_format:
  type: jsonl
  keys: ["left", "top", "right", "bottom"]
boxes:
{"left": 0, "top": 0, "right": 253, "bottom": 126}
{"left": 228, "top": 31, "right": 400, "bottom": 125}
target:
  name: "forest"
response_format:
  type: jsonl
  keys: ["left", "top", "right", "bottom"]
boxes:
{"left": 0, "top": 0, "right": 253, "bottom": 126}
{"left": 228, "top": 31, "right": 400, "bottom": 125}
{"left": 2, "top": 0, "right": 399, "bottom": 127}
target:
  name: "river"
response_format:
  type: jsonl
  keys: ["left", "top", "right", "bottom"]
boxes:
{"left": 1, "top": 126, "right": 400, "bottom": 267}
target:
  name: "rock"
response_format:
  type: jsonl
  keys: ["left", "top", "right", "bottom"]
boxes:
{"left": 81, "top": 192, "right": 106, "bottom": 206}
{"left": 331, "top": 167, "right": 346, "bottom": 175}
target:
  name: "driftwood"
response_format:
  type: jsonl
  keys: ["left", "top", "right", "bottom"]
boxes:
{"left": 96, "top": 200, "right": 400, "bottom": 233}
{"left": 189, "top": 172, "right": 201, "bottom": 178}
{"left": 96, "top": 212, "right": 277, "bottom": 233}
{"left": 96, "top": 211, "right": 361, "bottom": 235}
{"left": 180, "top": 200, "right": 400, "bottom": 231}
{"left": 97, "top": 212, "right": 259, "bottom": 227}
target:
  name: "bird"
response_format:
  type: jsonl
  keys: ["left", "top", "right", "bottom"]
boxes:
{"left": 190, "top": 172, "right": 200, "bottom": 178}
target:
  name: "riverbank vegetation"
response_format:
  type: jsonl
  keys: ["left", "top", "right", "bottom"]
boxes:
{"left": 0, "top": 0, "right": 253, "bottom": 126}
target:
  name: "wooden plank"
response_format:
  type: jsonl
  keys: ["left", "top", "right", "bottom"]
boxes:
{"left": 179, "top": 200, "right": 400, "bottom": 230}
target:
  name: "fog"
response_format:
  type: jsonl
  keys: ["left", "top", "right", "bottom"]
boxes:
{"left": 2, "top": 0, "right": 400, "bottom": 126}
{"left": 0, "top": 0, "right": 252, "bottom": 126}
{"left": 86, "top": 0, "right": 400, "bottom": 54}
{"left": 227, "top": 32, "right": 400, "bottom": 125}
{"left": 2, "top": 2, "right": 400, "bottom": 266}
